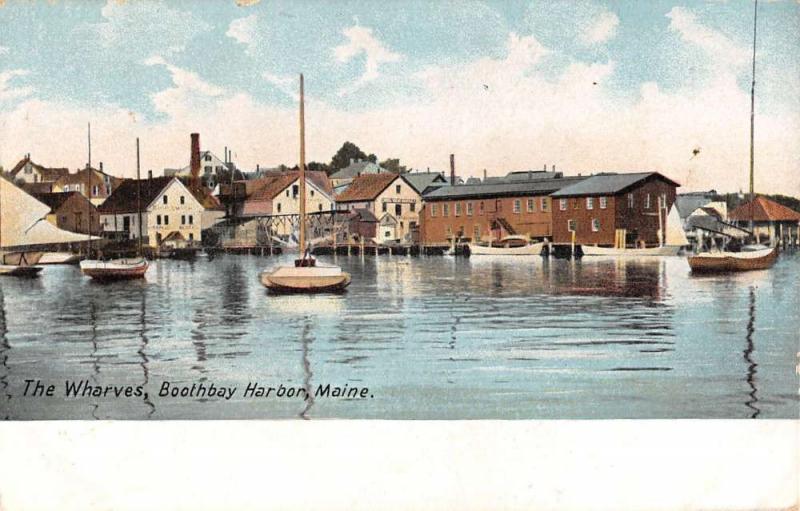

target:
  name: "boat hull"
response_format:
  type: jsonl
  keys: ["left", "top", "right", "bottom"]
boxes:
{"left": 688, "top": 247, "right": 778, "bottom": 273}
{"left": 0, "top": 265, "right": 43, "bottom": 277}
{"left": 38, "top": 252, "right": 81, "bottom": 265}
{"left": 468, "top": 242, "right": 544, "bottom": 256}
{"left": 260, "top": 265, "right": 351, "bottom": 293}
{"left": 80, "top": 259, "right": 149, "bottom": 281}
{"left": 581, "top": 245, "right": 681, "bottom": 256}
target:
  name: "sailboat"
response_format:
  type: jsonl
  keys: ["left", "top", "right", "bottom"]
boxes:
{"left": 260, "top": 74, "right": 351, "bottom": 293}
{"left": 80, "top": 138, "right": 149, "bottom": 280}
{"left": 581, "top": 204, "right": 688, "bottom": 256}
{"left": 1, "top": 176, "right": 97, "bottom": 276}
{"left": 688, "top": 0, "right": 778, "bottom": 273}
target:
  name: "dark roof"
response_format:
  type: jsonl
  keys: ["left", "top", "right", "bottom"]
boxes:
{"left": 99, "top": 176, "right": 174, "bottom": 214}
{"left": 687, "top": 216, "right": 750, "bottom": 239}
{"left": 424, "top": 176, "right": 586, "bottom": 201}
{"left": 505, "top": 171, "right": 563, "bottom": 181}
{"left": 32, "top": 192, "right": 85, "bottom": 212}
{"left": 550, "top": 172, "right": 680, "bottom": 197}
{"left": 350, "top": 208, "right": 378, "bottom": 222}
{"left": 335, "top": 173, "right": 403, "bottom": 202}
{"left": 176, "top": 178, "right": 224, "bottom": 210}
{"left": 729, "top": 196, "right": 800, "bottom": 222}
{"left": 403, "top": 172, "right": 447, "bottom": 194}
{"left": 8, "top": 157, "right": 69, "bottom": 180}
{"left": 20, "top": 182, "right": 55, "bottom": 195}
{"left": 675, "top": 194, "right": 715, "bottom": 219}
{"left": 330, "top": 161, "right": 386, "bottom": 180}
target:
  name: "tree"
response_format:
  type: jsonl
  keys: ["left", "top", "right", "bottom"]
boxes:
{"left": 367, "top": 153, "right": 378, "bottom": 163}
{"left": 330, "top": 141, "right": 368, "bottom": 172}
{"left": 379, "top": 158, "right": 407, "bottom": 174}
{"left": 306, "top": 161, "right": 331, "bottom": 174}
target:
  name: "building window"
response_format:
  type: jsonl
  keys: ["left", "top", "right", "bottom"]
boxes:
{"left": 541, "top": 198, "right": 549, "bottom": 212}
{"left": 410, "top": 202, "right": 416, "bottom": 212}
{"left": 446, "top": 226, "right": 452, "bottom": 235}
{"left": 164, "top": 215, "right": 169, "bottom": 225}
{"left": 163, "top": 195, "right": 168, "bottom": 205}
{"left": 189, "top": 233, "right": 194, "bottom": 241}
{"left": 527, "top": 199, "right": 535, "bottom": 212}
{"left": 600, "top": 197, "right": 608, "bottom": 209}
{"left": 645, "top": 194, "right": 651, "bottom": 209}
{"left": 204, "top": 154, "right": 211, "bottom": 162}
{"left": 466, "top": 202, "right": 473, "bottom": 216}
{"left": 157, "top": 215, "right": 162, "bottom": 225}
{"left": 513, "top": 199, "right": 521, "bottom": 213}
{"left": 286, "top": 190, "right": 290, "bottom": 197}
{"left": 443, "top": 204, "right": 450, "bottom": 217}
{"left": 568, "top": 219, "right": 576, "bottom": 232}
{"left": 310, "top": 190, "right": 315, "bottom": 197}
{"left": 592, "top": 219, "right": 600, "bottom": 232}
{"left": 455, "top": 203, "right": 462, "bottom": 216}
{"left": 395, "top": 204, "right": 402, "bottom": 216}
{"left": 277, "top": 203, "right": 281, "bottom": 213}
{"left": 473, "top": 225, "right": 480, "bottom": 240}
{"left": 431, "top": 204, "right": 438, "bottom": 217}
{"left": 92, "top": 185, "right": 99, "bottom": 196}
{"left": 586, "top": 197, "right": 594, "bottom": 210}
{"left": 385, "top": 231, "right": 391, "bottom": 238}
{"left": 628, "top": 193, "right": 634, "bottom": 208}
{"left": 181, "top": 215, "right": 186, "bottom": 225}
{"left": 382, "top": 202, "right": 388, "bottom": 213}
{"left": 479, "top": 202, "right": 485, "bottom": 215}
{"left": 180, "top": 195, "right": 185, "bottom": 205}
{"left": 292, "top": 185, "right": 299, "bottom": 198}
{"left": 204, "top": 166, "right": 212, "bottom": 173}
{"left": 318, "top": 204, "right": 322, "bottom": 211}
{"left": 395, "top": 185, "right": 401, "bottom": 194}
{"left": 660, "top": 193, "right": 667, "bottom": 209}
{"left": 189, "top": 215, "right": 193, "bottom": 225}
{"left": 559, "top": 199, "right": 567, "bottom": 211}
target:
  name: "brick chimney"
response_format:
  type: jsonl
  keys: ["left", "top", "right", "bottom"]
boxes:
{"left": 190, "top": 133, "right": 201, "bottom": 189}
{"left": 449, "top": 154, "right": 455, "bottom": 186}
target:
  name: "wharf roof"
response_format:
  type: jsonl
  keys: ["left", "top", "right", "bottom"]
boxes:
{"left": 98, "top": 176, "right": 174, "bottom": 214}
{"left": 423, "top": 176, "right": 586, "bottom": 201}
{"left": 729, "top": 196, "right": 800, "bottom": 222}
{"left": 402, "top": 172, "right": 447, "bottom": 194}
{"left": 335, "top": 173, "right": 402, "bottom": 202}
{"left": 550, "top": 172, "right": 680, "bottom": 197}
{"left": 32, "top": 192, "right": 86, "bottom": 212}
{"left": 8, "top": 157, "right": 69, "bottom": 181}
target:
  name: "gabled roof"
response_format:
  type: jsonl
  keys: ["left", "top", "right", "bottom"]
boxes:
{"left": 330, "top": 161, "right": 385, "bottom": 180}
{"left": 176, "top": 178, "right": 224, "bottom": 210}
{"left": 98, "top": 176, "right": 174, "bottom": 214}
{"left": 350, "top": 208, "right": 378, "bottom": 222}
{"left": 403, "top": 172, "right": 447, "bottom": 194}
{"left": 550, "top": 172, "right": 680, "bottom": 197}
{"left": 32, "top": 192, "right": 88, "bottom": 212}
{"left": 335, "top": 173, "right": 402, "bottom": 202}
{"left": 54, "top": 166, "right": 124, "bottom": 186}
{"left": 424, "top": 176, "right": 586, "bottom": 201}
{"left": 8, "top": 157, "right": 69, "bottom": 181}
{"left": 675, "top": 194, "right": 714, "bottom": 219}
{"left": 729, "top": 196, "right": 800, "bottom": 222}
{"left": 20, "top": 182, "right": 55, "bottom": 195}
{"left": 244, "top": 171, "right": 333, "bottom": 201}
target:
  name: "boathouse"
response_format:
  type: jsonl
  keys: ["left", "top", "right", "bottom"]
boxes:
{"left": 729, "top": 196, "right": 800, "bottom": 246}
{"left": 549, "top": 172, "right": 680, "bottom": 248}
{"left": 419, "top": 171, "right": 584, "bottom": 246}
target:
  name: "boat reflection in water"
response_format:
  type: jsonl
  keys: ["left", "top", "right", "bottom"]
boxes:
{"left": 743, "top": 287, "right": 760, "bottom": 418}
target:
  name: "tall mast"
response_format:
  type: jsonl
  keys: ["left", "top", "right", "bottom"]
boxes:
{"left": 136, "top": 138, "right": 143, "bottom": 257}
{"left": 88, "top": 122, "right": 92, "bottom": 168}
{"left": 298, "top": 73, "right": 307, "bottom": 258}
{"left": 748, "top": 0, "right": 758, "bottom": 231}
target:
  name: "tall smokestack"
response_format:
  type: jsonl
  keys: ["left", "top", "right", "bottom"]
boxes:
{"left": 190, "top": 133, "right": 200, "bottom": 189}
{"left": 449, "top": 154, "right": 455, "bottom": 186}
{"left": 483, "top": 168, "right": 487, "bottom": 181}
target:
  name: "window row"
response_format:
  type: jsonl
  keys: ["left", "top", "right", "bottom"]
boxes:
{"left": 558, "top": 197, "right": 609, "bottom": 211}
{"left": 430, "top": 198, "right": 550, "bottom": 217}
{"left": 156, "top": 214, "right": 194, "bottom": 226}
{"left": 566, "top": 219, "right": 601, "bottom": 232}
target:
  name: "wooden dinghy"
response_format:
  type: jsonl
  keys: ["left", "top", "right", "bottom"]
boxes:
{"left": 688, "top": 246, "right": 777, "bottom": 273}
{"left": 468, "top": 236, "right": 544, "bottom": 256}
{"left": 261, "top": 259, "right": 351, "bottom": 293}
{"left": 581, "top": 244, "right": 681, "bottom": 257}
{"left": 0, "top": 252, "right": 43, "bottom": 277}
{"left": 80, "top": 258, "right": 149, "bottom": 281}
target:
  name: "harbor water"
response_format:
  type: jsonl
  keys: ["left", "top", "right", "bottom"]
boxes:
{"left": 1, "top": 252, "right": 798, "bottom": 420}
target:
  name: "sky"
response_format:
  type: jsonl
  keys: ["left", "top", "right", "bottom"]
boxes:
{"left": 0, "top": 0, "right": 798, "bottom": 194}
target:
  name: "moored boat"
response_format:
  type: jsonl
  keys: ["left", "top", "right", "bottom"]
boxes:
{"left": 259, "top": 74, "right": 351, "bottom": 293}
{"left": 581, "top": 244, "right": 680, "bottom": 257}
{"left": 0, "top": 251, "right": 43, "bottom": 276}
{"left": 38, "top": 252, "right": 81, "bottom": 265}
{"left": 688, "top": 246, "right": 777, "bottom": 273}
{"left": 468, "top": 235, "right": 544, "bottom": 256}
{"left": 80, "top": 257, "right": 149, "bottom": 280}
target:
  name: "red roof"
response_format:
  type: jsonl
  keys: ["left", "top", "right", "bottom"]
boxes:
{"left": 729, "top": 196, "right": 800, "bottom": 222}
{"left": 245, "top": 171, "right": 333, "bottom": 201}
{"left": 335, "top": 173, "right": 400, "bottom": 202}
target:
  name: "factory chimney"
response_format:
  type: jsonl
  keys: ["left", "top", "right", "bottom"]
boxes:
{"left": 190, "top": 133, "right": 201, "bottom": 190}
{"left": 449, "top": 154, "right": 455, "bottom": 186}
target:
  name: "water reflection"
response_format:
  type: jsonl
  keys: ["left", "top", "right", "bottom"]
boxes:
{"left": 0, "top": 288, "right": 9, "bottom": 420}
{"left": 89, "top": 299, "right": 100, "bottom": 420}
{"left": 300, "top": 316, "right": 314, "bottom": 420}
{"left": 743, "top": 287, "right": 760, "bottom": 418}
{"left": 137, "top": 286, "right": 155, "bottom": 417}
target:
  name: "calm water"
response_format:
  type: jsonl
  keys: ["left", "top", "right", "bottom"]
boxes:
{"left": 1, "top": 252, "right": 798, "bottom": 420}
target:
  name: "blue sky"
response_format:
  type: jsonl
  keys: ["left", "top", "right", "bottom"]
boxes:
{"left": 1, "top": 0, "right": 798, "bottom": 193}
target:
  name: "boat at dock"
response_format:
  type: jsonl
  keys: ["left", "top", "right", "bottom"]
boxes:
{"left": 581, "top": 205, "right": 687, "bottom": 257}
{"left": 468, "top": 235, "right": 544, "bottom": 256}
{"left": 80, "top": 137, "right": 149, "bottom": 281}
{"left": 0, "top": 252, "right": 43, "bottom": 276}
{"left": 260, "top": 74, "right": 351, "bottom": 293}
{"left": 38, "top": 252, "right": 81, "bottom": 265}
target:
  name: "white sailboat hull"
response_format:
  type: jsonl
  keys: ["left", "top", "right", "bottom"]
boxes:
{"left": 581, "top": 245, "right": 681, "bottom": 256}
{"left": 80, "top": 258, "right": 149, "bottom": 280}
{"left": 468, "top": 242, "right": 544, "bottom": 256}
{"left": 39, "top": 252, "right": 81, "bottom": 265}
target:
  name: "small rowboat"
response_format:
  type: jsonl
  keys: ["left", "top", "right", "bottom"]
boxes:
{"left": 581, "top": 245, "right": 681, "bottom": 257}
{"left": 688, "top": 246, "right": 777, "bottom": 273}
{"left": 261, "top": 259, "right": 351, "bottom": 293}
{"left": 80, "top": 258, "right": 149, "bottom": 281}
{"left": 468, "top": 236, "right": 544, "bottom": 256}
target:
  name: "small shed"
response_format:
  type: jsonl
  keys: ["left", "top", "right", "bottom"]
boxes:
{"left": 348, "top": 208, "right": 378, "bottom": 241}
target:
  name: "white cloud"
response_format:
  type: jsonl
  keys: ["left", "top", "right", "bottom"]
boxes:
{"left": 227, "top": 14, "right": 259, "bottom": 51}
{"left": 333, "top": 25, "right": 402, "bottom": 96}
{"left": 144, "top": 56, "right": 225, "bottom": 117}
{"left": 581, "top": 11, "right": 619, "bottom": 45}
{"left": 0, "top": 70, "right": 33, "bottom": 103}
{"left": 666, "top": 7, "right": 749, "bottom": 70}
{"left": 0, "top": 46, "right": 9, "bottom": 56}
